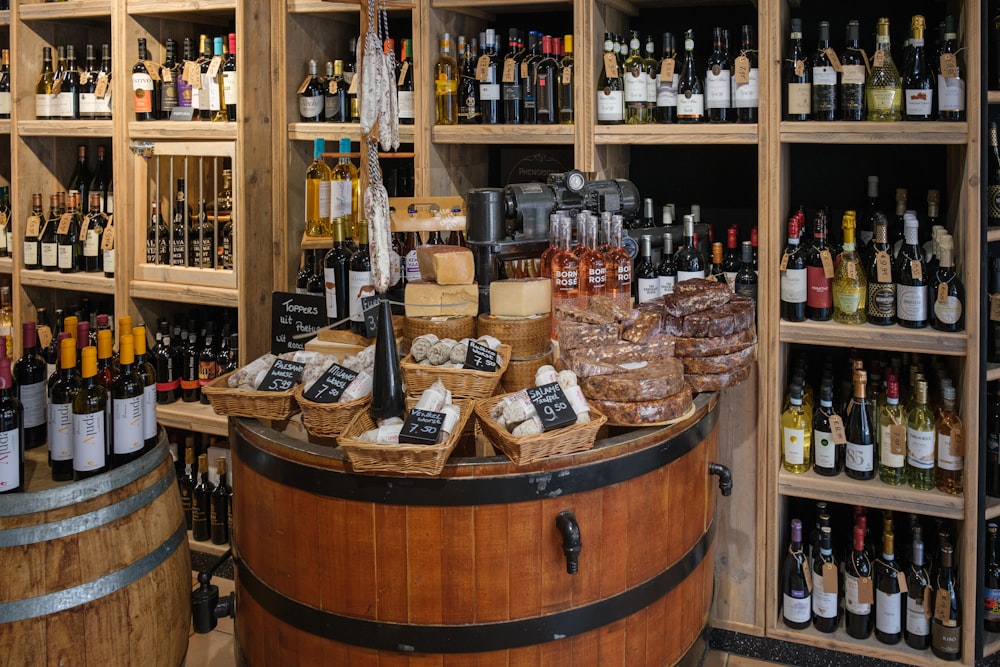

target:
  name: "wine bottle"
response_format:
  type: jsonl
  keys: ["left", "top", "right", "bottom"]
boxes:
{"left": 597, "top": 33, "right": 624, "bottom": 125}
{"left": 813, "top": 383, "right": 843, "bottom": 476}
{"left": 633, "top": 234, "right": 658, "bottom": 304}
{"left": 895, "top": 213, "right": 928, "bottom": 328}
{"left": 323, "top": 218, "right": 352, "bottom": 328}
{"left": 676, "top": 30, "right": 704, "bottom": 123}
{"left": 501, "top": 29, "right": 524, "bottom": 125}
{"left": 111, "top": 334, "right": 144, "bottom": 468}
{"left": 550, "top": 217, "right": 579, "bottom": 338}
{"left": 780, "top": 215, "right": 807, "bottom": 322}
{"left": 832, "top": 211, "right": 866, "bottom": 325}
{"left": 35, "top": 47, "right": 55, "bottom": 120}
{"left": 867, "top": 18, "right": 903, "bottom": 121}
{"left": 47, "top": 336, "right": 79, "bottom": 482}
{"left": 931, "top": 544, "right": 961, "bottom": 660}
{"left": 192, "top": 453, "right": 215, "bottom": 541}
{"left": 805, "top": 211, "right": 834, "bottom": 321}
{"left": 866, "top": 211, "right": 896, "bottom": 325}
{"left": 722, "top": 227, "right": 740, "bottom": 287}
{"left": 906, "top": 379, "right": 936, "bottom": 490}
{"left": 170, "top": 180, "right": 191, "bottom": 266}
{"left": 784, "top": 19, "right": 810, "bottom": 121}
{"left": 188, "top": 199, "right": 215, "bottom": 269}
{"left": 478, "top": 29, "right": 501, "bottom": 124}
{"left": 558, "top": 34, "right": 574, "bottom": 124}
{"left": 179, "top": 443, "right": 195, "bottom": 529}
{"left": 935, "top": 384, "right": 963, "bottom": 495}
{"left": 655, "top": 32, "right": 678, "bottom": 124}
{"left": 839, "top": 21, "right": 865, "bottom": 121}
{"left": 40, "top": 194, "right": 60, "bottom": 272}
{"left": 131, "top": 327, "right": 156, "bottom": 450}
{"left": 303, "top": 138, "right": 331, "bottom": 237}
{"left": 734, "top": 241, "right": 757, "bottom": 301}
{"left": 845, "top": 369, "right": 875, "bottom": 480}
{"left": 298, "top": 59, "right": 324, "bottom": 122}
{"left": 875, "top": 529, "right": 904, "bottom": 645}
{"left": 93, "top": 44, "right": 113, "bottom": 121}
{"left": 878, "top": 376, "right": 906, "bottom": 485}
{"left": 675, "top": 214, "right": 706, "bottom": 281}
{"left": 733, "top": 25, "right": 758, "bottom": 123}
{"left": 536, "top": 35, "right": 559, "bottom": 125}
{"left": 937, "top": 17, "right": 964, "bottom": 121}
{"left": 132, "top": 38, "right": 157, "bottom": 121}
{"left": 782, "top": 519, "right": 811, "bottom": 629}
{"left": 222, "top": 33, "right": 237, "bottom": 122}
{"left": 704, "top": 27, "right": 731, "bottom": 123}
{"left": 15, "top": 321, "right": 47, "bottom": 450}
{"left": 0, "top": 357, "right": 23, "bottom": 494}
{"left": 657, "top": 231, "right": 676, "bottom": 296}
{"left": 932, "top": 236, "right": 963, "bottom": 332}
{"left": 348, "top": 221, "right": 373, "bottom": 337}
{"left": 456, "top": 35, "right": 478, "bottom": 125}
{"left": 811, "top": 21, "right": 836, "bottom": 121}
{"left": 23, "top": 193, "right": 43, "bottom": 270}
{"left": 159, "top": 39, "right": 179, "bottom": 119}
{"left": 330, "top": 137, "right": 359, "bottom": 238}
{"left": 82, "top": 192, "right": 105, "bottom": 273}
{"left": 72, "top": 346, "right": 107, "bottom": 480}
{"left": 906, "top": 535, "right": 931, "bottom": 649}
{"left": 56, "top": 192, "right": 81, "bottom": 274}
{"left": 578, "top": 215, "right": 607, "bottom": 306}
{"left": 990, "top": 125, "right": 1000, "bottom": 227}
{"left": 811, "top": 526, "right": 838, "bottom": 632}
{"left": 782, "top": 384, "right": 811, "bottom": 474}
{"left": 845, "top": 524, "right": 874, "bottom": 638}
{"left": 197, "top": 323, "right": 217, "bottom": 405}
{"left": 0, "top": 49, "right": 10, "bottom": 119}
{"left": 904, "top": 16, "right": 934, "bottom": 121}
{"left": 605, "top": 216, "right": 632, "bottom": 312}
{"left": 181, "top": 329, "right": 200, "bottom": 402}
{"left": 210, "top": 456, "right": 229, "bottom": 545}
{"left": 57, "top": 45, "right": 81, "bottom": 120}
{"left": 986, "top": 523, "right": 1000, "bottom": 633}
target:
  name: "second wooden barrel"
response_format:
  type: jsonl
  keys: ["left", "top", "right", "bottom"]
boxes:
{"left": 0, "top": 440, "right": 191, "bottom": 666}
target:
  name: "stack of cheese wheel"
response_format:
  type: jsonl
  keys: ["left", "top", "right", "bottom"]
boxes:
{"left": 402, "top": 246, "right": 479, "bottom": 346}
{"left": 644, "top": 278, "right": 757, "bottom": 392}
{"left": 478, "top": 278, "right": 553, "bottom": 392}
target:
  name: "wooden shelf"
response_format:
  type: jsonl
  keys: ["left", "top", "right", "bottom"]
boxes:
{"left": 986, "top": 630, "right": 1000, "bottom": 657}
{"left": 988, "top": 228, "right": 1000, "bottom": 243}
{"left": 430, "top": 0, "right": 568, "bottom": 10}
{"left": 130, "top": 280, "right": 239, "bottom": 309}
{"left": 768, "top": 622, "right": 951, "bottom": 667}
{"left": 0, "top": 257, "right": 13, "bottom": 274}
{"left": 0, "top": 9, "right": 9, "bottom": 25}
{"left": 988, "top": 364, "right": 1000, "bottom": 382}
{"left": 987, "top": 497, "right": 1000, "bottom": 521}
{"left": 20, "top": 269, "right": 115, "bottom": 294}
{"left": 288, "top": 121, "right": 415, "bottom": 144}
{"left": 988, "top": 91, "right": 1000, "bottom": 105}
{"left": 18, "top": 0, "right": 111, "bottom": 20}
{"left": 18, "top": 120, "right": 113, "bottom": 138}
{"left": 779, "top": 320, "right": 967, "bottom": 356}
{"left": 0, "top": 120, "right": 10, "bottom": 135}
{"left": 777, "top": 468, "right": 964, "bottom": 520}
{"left": 128, "top": 0, "right": 236, "bottom": 17}
{"left": 157, "top": 401, "right": 229, "bottom": 437}
{"left": 188, "top": 530, "right": 231, "bottom": 557}
{"left": 779, "top": 121, "right": 968, "bottom": 145}
{"left": 432, "top": 124, "right": 574, "bottom": 145}
{"left": 128, "top": 121, "right": 238, "bottom": 141}
{"left": 595, "top": 123, "right": 758, "bottom": 145}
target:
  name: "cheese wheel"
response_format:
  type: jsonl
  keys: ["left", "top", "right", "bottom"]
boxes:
{"left": 416, "top": 245, "right": 475, "bottom": 285}
{"left": 489, "top": 278, "right": 551, "bottom": 317}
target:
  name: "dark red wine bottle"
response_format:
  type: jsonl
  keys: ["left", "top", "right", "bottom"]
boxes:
{"left": 15, "top": 321, "right": 48, "bottom": 449}
{"left": 0, "top": 357, "right": 24, "bottom": 493}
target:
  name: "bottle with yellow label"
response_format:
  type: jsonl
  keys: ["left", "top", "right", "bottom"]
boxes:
{"left": 434, "top": 33, "right": 458, "bottom": 125}
{"left": 832, "top": 211, "right": 866, "bottom": 325}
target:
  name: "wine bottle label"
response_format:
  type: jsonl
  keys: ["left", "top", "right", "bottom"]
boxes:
{"left": 596, "top": 90, "right": 623, "bottom": 121}
{"left": 905, "top": 89, "right": 933, "bottom": 116}
{"left": 834, "top": 290, "right": 861, "bottom": 315}
{"left": 624, "top": 69, "right": 647, "bottom": 103}
{"left": 298, "top": 95, "right": 324, "bottom": 118}
{"left": 805, "top": 266, "right": 832, "bottom": 308}
{"left": 222, "top": 71, "right": 237, "bottom": 107}
{"left": 35, "top": 93, "right": 54, "bottom": 118}
{"left": 810, "top": 570, "right": 838, "bottom": 618}
{"left": 398, "top": 90, "right": 415, "bottom": 119}
{"left": 879, "top": 422, "right": 904, "bottom": 468}
{"left": 932, "top": 623, "right": 961, "bottom": 655}
{"left": 907, "top": 593, "right": 930, "bottom": 635}
{"left": 23, "top": 240, "right": 38, "bottom": 267}
{"left": 141, "top": 384, "right": 157, "bottom": 441}
{"left": 906, "top": 427, "right": 936, "bottom": 469}
{"left": 656, "top": 74, "right": 679, "bottom": 108}
{"left": 676, "top": 269, "right": 706, "bottom": 283}
{"left": 782, "top": 593, "right": 811, "bottom": 624}
{"left": 19, "top": 380, "right": 46, "bottom": 429}
{"left": 103, "top": 247, "right": 115, "bottom": 274}
{"left": 0, "top": 426, "right": 20, "bottom": 490}
{"left": 323, "top": 267, "right": 340, "bottom": 319}
{"left": 782, "top": 426, "right": 805, "bottom": 465}
{"left": 840, "top": 65, "right": 866, "bottom": 85}
{"left": 869, "top": 88, "right": 899, "bottom": 113}
{"left": 876, "top": 588, "right": 902, "bottom": 634}
{"left": 814, "top": 429, "right": 835, "bottom": 468}
{"left": 479, "top": 83, "right": 500, "bottom": 101}
{"left": 348, "top": 269, "right": 373, "bottom": 322}
{"left": 53, "top": 91, "right": 75, "bottom": 118}
{"left": 57, "top": 244, "right": 75, "bottom": 270}
{"left": 811, "top": 80, "right": 836, "bottom": 114}
{"left": 330, "top": 180, "right": 353, "bottom": 220}
{"left": 812, "top": 66, "right": 837, "bottom": 86}
{"left": 132, "top": 72, "right": 155, "bottom": 113}
{"left": 83, "top": 229, "right": 100, "bottom": 257}
{"left": 985, "top": 588, "right": 1000, "bottom": 621}
{"left": 867, "top": 281, "right": 896, "bottom": 318}
{"left": 203, "top": 74, "right": 222, "bottom": 111}
{"left": 658, "top": 274, "right": 675, "bottom": 297}
{"left": 786, "top": 83, "right": 811, "bottom": 114}
{"left": 676, "top": 93, "right": 704, "bottom": 118}
{"left": 845, "top": 575, "right": 871, "bottom": 614}
{"left": 404, "top": 250, "right": 421, "bottom": 282}
{"left": 780, "top": 267, "right": 807, "bottom": 303}
{"left": 79, "top": 90, "right": 98, "bottom": 114}
{"left": 113, "top": 395, "right": 143, "bottom": 455}
{"left": 937, "top": 76, "right": 965, "bottom": 112}
{"left": 934, "top": 296, "right": 962, "bottom": 325}
{"left": 324, "top": 92, "right": 344, "bottom": 121}
{"left": 41, "top": 242, "right": 58, "bottom": 267}
{"left": 733, "top": 69, "right": 758, "bottom": 108}
{"left": 845, "top": 441, "right": 873, "bottom": 472}
{"left": 937, "top": 434, "right": 963, "bottom": 471}
{"left": 49, "top": 402, "right": 73, "bottom": 461}
{"left": 72, "top": 410, "right": 106, "bottom": 471}
{"left": 553, "top": 266, "right": 578, "bottom": 291}
{"left": 0, "top": 91, "right": 10, "bottom": 115}
{"left": 896, "top": 284, "right": 927, "bottom": 322}
{"left": 636, "top": 278, "right": 659, "bottom": 304}
{"left": 645, "top": 70, "right": 657, "bottom": 104}
{"left": 704, "top": 69, "right": 731, "bottom": 109}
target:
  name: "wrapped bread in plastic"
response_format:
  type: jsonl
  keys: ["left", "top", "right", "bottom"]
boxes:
{"left": 501, "top": 390, "right": 538, "bottom": 425}
{"left": 427, "top": 339, "right": 457, "bottom": 366}
{"left": 415, "top": 380, "right": 449, "bottom": 412}
{"left": 440, "top": 404, "right": 462, "bottom": 439}
{"left": 410, "top": 334, "right": 439, "bottom": 362}
{"left": 228, "top": 354, "right": 276, "bottom": 387}
{"left": 359, "top": 423, "right": 403, "bottom": 444}
{"left": 563, "top": 384, "right": 591, "bottom": 424}
{"left": 449, "top": 342, "right": 469, "bottom": 364}
{"left": 512, "top": 416, "right": 543, "bottom": 437}
{"left": 556, "top": 370, "right": 578, "bottom": 390}
{"left": 476, "top": 335, "right": 501, "bottom": 351}
{"left": 535, "top": 365, "right": 558, "bottom": 386}
{"left": 340, "top": 370, "right": 373, "bottom": 402}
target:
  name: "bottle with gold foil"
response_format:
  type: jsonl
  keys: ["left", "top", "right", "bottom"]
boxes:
{"left": 906, "top": 379, "right": 936, "bottom": 490}
{"left": 865, "top": 212, "right": 895, "bottom": 325}
{"left": 782, "top": 383, "right": 811, "bottom": 474}
{"left": 935, "top": 384, "right": 963, "bottom": 494}
{"left": 903, "top": 16, "right": 934, "bottom": 121}
{"left": 878, "top": 376, "right": 906, "bottom": 485}
{"left": 434, "top": 33, "right": 459, "bottom": 125}
{"left": 866, "top": 18, "right": 902, "bottom": 121}
{"left": 832, "top": 211, "right": 866, "bottom": 325}
{"left": 304, "top": 138, "right": 331, "bottom": 237}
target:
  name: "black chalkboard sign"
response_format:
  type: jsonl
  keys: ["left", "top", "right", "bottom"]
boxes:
{"left": 526, "top": 382, "right": 577, "bottom": 432}
{"left": 271, "top": 291, "right": 327, "bottom": 355}
{"left": 463, "top": 341, "right": 499, "bottom": 372}
{"left": 361, "top": 294, "right": 380, "bottom": 338}
{"left": 256, "top": 359, "right": 306, "bottom": 393}
{"left": 399, "top": 408, "right": 445, "bottom": 445}
{"left": 302, "top": 363, "right": 359, "bottom": 403}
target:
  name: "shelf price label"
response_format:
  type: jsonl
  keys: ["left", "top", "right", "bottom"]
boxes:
{"left": 399, "top": 408, "right": 445, "bottom": 445}
{"left": 302, "top": 363, "right": 358, "bottom": 404}
{"left": 463, "top": 341, "right": 498, "bottom": 373}
{"left": 257, "top": 359, "right": 305, "bottom": 393}
{"left": 526, "top": 382, "right": 576, "bottom": 432}
{"left": 361, "top": 294, "right": 380, "bottom": 339}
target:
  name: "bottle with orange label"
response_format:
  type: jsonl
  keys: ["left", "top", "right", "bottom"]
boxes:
{"left": 131, "top": 38, "right": 157, "bottom": 121}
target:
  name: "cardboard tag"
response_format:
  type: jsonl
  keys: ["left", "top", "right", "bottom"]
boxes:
{"left": 940, "top": 53, "right": 957, "bottom": 79}
{"left": 95, "top": 73, "right": 109, "bottom": 98}
{"left": 80, "top": 71, "right": 91, "bottom": 85}
{"left": 897, "top": 571, "right": 908, "bottom": 593}
{"left": 951, "top": 426, "right": 963, "bottom": 457}
{"left": 206, "top": 56, "right": 223, "bottom": 79}
{"left": 562, "top": 65, "right": 572, "bottom": 85}
{"left": 347, "top": 74, "right": 358, "bottom": 95}
{"left": 79, "top": 217, "right": 90, "bottom": 239}
{"left": 25, "top": 215, "right": 41, "bottom": 238}
{"left": 256, "top": 359, "right": 305, "bottom": 392}
{"left": 937, "top": 282, "right": 949, "bottom": 302}
{"left": 463, "top": 340, "right": 499, "bottom": 372}
{"left": 521, "top": 61, "right": 529, "bottom": 78}
{"left": 734, "top": 55, "right": 750, "bottom": 83}
{"left": 846, "top": 262, "right": 857, "bottom": 280}
{"left": 824, "top": 48, "right": 842, "bottom": 72}
{"left": 890, "top": 423, "right": 905, "bottom": 456}
{"left": 397, "top": 62, "right": 409, "bottom": 86}
{"left": 794, "top": 59, "right": 804, "bottom": 77}
{"left": 924, "top": 586, "right": 933, "bottom": 618}
{"left": 604, "top": 52, "right": 618, "bottom": 79}
{"left": 858, "top": 576, "right": 874, "bottom": 605}
{"left": 804, "top": 566, "right": 812, "bottom": 593}
{"left": 56, "top": 213, "right": 72, "bottom": 235}
{"left": 779, "top": 251, "right": 789, "bottom": 272}
{"left": 660, "top": 57, "right": 675, "bottom": 81}
{"left": 476, "top": 55, "right": 491, "bottom": 81}
{"left": 37, "top": 324, "right": 52, "bottom": 349}
{"left": 502, "top": 58, "right": 516, "bottom": 83}
{"left": 991, "top": 294, "right": 1000, "bottom": 322}
{"left": 935, "top": 588, "right": 950, "bottom": 622}
{"left": 161, "top": 66, "right": 173, "bottom": 83}
{"left": 302, "top": 363, "right": 359, "bottom": 403}
{"left": 296, "top": 74, "right": 312, "bottom": 95}
{"left": 911, "top": 260, "right": 923, "bottom": 280}
{"left": 101, "top": 219, "right": 114, "bottom": 250}
{"left": 143, "top": 61, "right": 161, "bottom": 81}
{"left": 184, "top": 61, "right": 202, "bottom": 88}
{"left": 820, "top": 249, "right": 834, "bottom": 278}
{"left": 0, "top": 212, "right": 7, "bottom": 230}
{"left": 328, "top": 80, "right": 339, "bottom": 94}
{"left": 399, "top": 408, "right": 445, "bottom": 445}
{"left": 51, "top": 78, "right": 62, "bottom": 95}
{"left": 526, "top": 382, "right": 577, "bottom": 432}
{"left": 873, "top": 49, "right": 885, "bottom": 68}
{"left": 861, "top": 49, "right": 871, "bottom": 74}
{"left": 822, "top": 562, "right": 837, "bottom": 594}
{"left": 876, "top": 252, "right": 892, "bottom": 283}
{"left": 829, "top": 414, "right": 847, "bottom": 444}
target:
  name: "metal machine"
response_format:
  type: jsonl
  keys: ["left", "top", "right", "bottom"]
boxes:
{"left": 465, "top": 170, "right": 640, "bottom": 312}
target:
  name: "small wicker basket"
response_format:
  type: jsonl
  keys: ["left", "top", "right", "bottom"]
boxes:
{"left": 477, "top": 314, "right": 551, "bottom": 359}
{"left": 501, "top": 346, "right": 554, "bottom": 393}
{"left": 474, "top": 393, "right": 607, "bottom": 466}
{"left": 400, "top": 344, "right": 511, "bottom": 399}
{"left": 293, "top": 386, "right": 372, "bottom": 438}
{"left": 337, "top": 400, "right": 474, "bottom": 476}
{"left": 201, "top": 371, "right": 300, "bottom": 420}
{"left": 402, "top": 316, "right": 477, "bottom": 345}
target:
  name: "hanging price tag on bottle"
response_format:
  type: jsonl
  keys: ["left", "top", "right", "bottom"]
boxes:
{"left": 476, "top": 55, "right": 491, "bottom": 82}
{"left": 940, "top": 54, "right": 958, "bottom": 79}
{"left": 858, "top": 576, "right": 874, "bottom": 605}
{"left": 562, "top": 66, "right": 572, "bottom": 85}
{"left": 502, "top": 58, "right": 516, "bottom": 84}
{"left": 56, "top": 213, "right": 73, "bottom": 235}
{"left": 823, "top": 48, "right": 842, "bottom": 72}
{"left": 828, "top": 415, "right": 846, "bottom": 445}
{"left": 79, "top": 217, "right": 90, "bottom": 239}
{"left": 890, "top": 423, "right": 905, "bottom": 456}
{"left": 793, "top": 59, "right": 804, "bottom": 77}
{"left": 397, "top": 62, "right": 409, "bottom": 87}
{"left": 822, "top": 562, "right": 837, "bottom": 594}
{"left": 896, "top": 571, "right": 908, "bottom": 593}
{"left": 820, "top": 249, "right": 834, "bottom": 278}
{"left": 604, "top": 53, "right": 618, "bottom": 79}
{"left": 37, "top": 324, "right": 52, "bottom": 349}
{"left": 935, "top": 588, "right": 951, "bottom": 622}
{"left": 911, "top": 260, "right": 923, "bottom": 280}
{"left": 144, "top": 61, "right": 162, "bottom": 81}
{"left": 521, "top": 61, "right": 529, "bottom": 78}
{"left": 0, "top": 212, "right": 7, "bottom": 231}
{"left": 991, "top": 294, "right": 1000, "bottom": 322}
{"left": 860, "top": 49, "right": 871, "bottom": 74}
{"left": 347, "top": 74, "right": 358, "bottom": 95}
{"left": 845, "top": 260, "right": 856, "bottom": 280}
{"left": 779, "top": 251, "right": 789, "bottom": 272}
{"left": 185, "top": 62, "right": 203, "bottom": 89}
{"left": 734, "top": 55, "right": 750, "bottom": 83}
{"left": 101, "top": 220, "right": 115, "bottom": 250}
{"left": 659, "top": 57, "right": 675, "bottom": 82}
{"left": 937, "top": 283, "right": 949, "bottom": 302}
{"left": 25, "top": 215, "right": 40, "bottom": 239}
{"left": 876, "top": 252, "right": 892, "bottom": 283}
{"left": 95, "top": 73, "right": 109, "bottom": 98}
{"left": 51, "top": 78, "right": 62, "bottom": 95}
{"left": 951, "top": 426, "right": 963, "bottom": 457}
{"left": 872, "top": 50, "right": 885, "bottom": 68}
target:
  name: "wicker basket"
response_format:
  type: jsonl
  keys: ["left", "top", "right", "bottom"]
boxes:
{"left": 477, "top": 314, "right": 551, "bottom": 359}
{"left": 474, "top": 393, "right": 606, "bottom": 466}
{"left": 201, "top": 371, "right": 300, "bottom": 420}
{"left": 501, "top": 346, "right": 554, "bottom": 393}
{"left": 401, "top": 344, "right": 511, "bottom": 399}
{"left": 338, "top": 400, "right": 474, "bottom": 475}
{"left": 402, "top": 316, "right": 476, "bottom": 345}
{"left": 294, "top": 386, "right": 372, "bottom": 438}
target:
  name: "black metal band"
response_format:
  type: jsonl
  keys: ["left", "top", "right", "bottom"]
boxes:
{"left": 233, "top": 402, "right": 717, "bottom": 507}
{"left": 236, "top": 520, "right": 714, "bottom": 655}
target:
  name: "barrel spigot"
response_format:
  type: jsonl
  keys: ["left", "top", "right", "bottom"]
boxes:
{"left": 191, "top": 548, "right": 236, "bottom": 633}
{"left": 709, "top": 463, "right": 733, "bottom": 497}
{"left": 555, "top": 511, "right": 582, "bottom": 574}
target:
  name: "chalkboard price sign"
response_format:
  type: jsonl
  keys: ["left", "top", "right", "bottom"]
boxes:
{"left": 526, "top": 382, "right": 577, "bottom": 432}
{"left": 302, "top": 363, "right": 359, "bottom": 403}
{"left": 361, "top": 294, "right": 380, "bottom": 339}
{"left": 257, "top": 359, "right": 306, "bottom": 393}
{"left": 271, "top": 291, "right": 328, "bottom": 354}
{"left": 463, "top": 341, "right": 499, "bottom": 372}
{"left": 399, "top": 408, "right": 446, "bottom": 445}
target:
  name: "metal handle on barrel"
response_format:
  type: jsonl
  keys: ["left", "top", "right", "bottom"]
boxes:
{"left": 708, "top": 463, "right": 733, "bottom": 497}
{"left": 555, "top": 510, "right": 582, "bottom": 574}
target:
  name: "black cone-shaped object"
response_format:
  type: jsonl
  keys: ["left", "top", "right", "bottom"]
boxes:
{"left": 371, "top": 296, "right": 405, "bottom": 421}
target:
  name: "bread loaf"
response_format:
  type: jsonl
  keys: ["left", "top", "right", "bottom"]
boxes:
{"left": 567, "top": 334, "right": 676, "bottom": 364}
{"left": 680, "top": 345, "right": 757, "bottom": 375}
{"left": 661, "top": 279, "right": 732, "bottom": 317}
{"left": 674, "top": 326, "right": 756, "bottom": 358}
{"left": 661, "top": 296, "right": 755, "bottom": 338}
{"left": 621, "top": 311, "right": 662, "bottom": 343}
{"left": 580, "top": 358, "right": 685, "bottom": 402}
{"left": 685, "top": 362, "right": 753, "bottom": 393}
{"left": 557, "top": 322, "right": 622, "bottom": 350}
{"left": 590, "top": 387, "right": 693, "bottom": 425}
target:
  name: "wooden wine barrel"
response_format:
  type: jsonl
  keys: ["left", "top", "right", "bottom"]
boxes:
{"left": 232, "top": 392, "right": 723, "bottom": 667}
{"left": 0, "top": 440, "right": 191, "bottom": 666}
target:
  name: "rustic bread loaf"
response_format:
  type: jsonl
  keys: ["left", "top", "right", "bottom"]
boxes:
{"left": 673, "top": 326, "right": 756, "bottom": 358}
{"left": 579, "top": 358, "right": 685, "bottom": 402}
{"left": 685, "top": 361, "right": 753, "bottom": 393}
{"left": 661, "top": 279, "right": 732, "bottom": 317}
{"left": 679, "top": 345, "right": 757, "bottom": 375}
{"left": 661, "top": 295, "right": 755, "bottom": 338}
{"left": 589, "top": 387, "right": 694, "bottom": 425}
